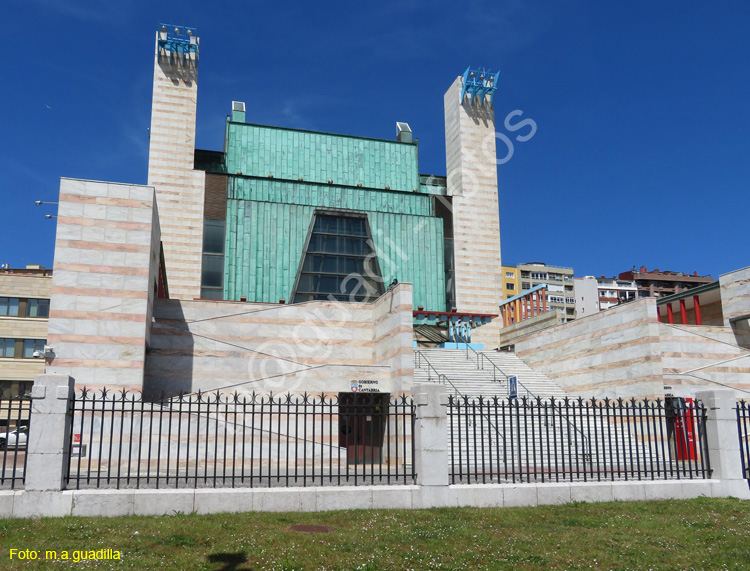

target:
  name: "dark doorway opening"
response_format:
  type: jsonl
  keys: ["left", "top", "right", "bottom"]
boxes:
{"left": 338, "top": 392, "right": 389, "bottom": 464}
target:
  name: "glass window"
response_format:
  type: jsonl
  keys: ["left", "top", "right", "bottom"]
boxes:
{"left": 0, "top": 298, "right": 19, "bottom": 317}
{"left": 201, "top": 219, "right": 225, "bottom": 299}
{"left": 23, "top": 339, "right": 46, "bottom": 358}
{"left": 0, "top": 338, "right": 16, "bottom": 357}
{"left": 313, "top": 215, "right": 367, "bottom": 237}
{"left": 203, "top": 219, "right": 225, "bottom": 254}
{"left": 26, "top": 299, "right": 50, "bottom": 318}
{"left": 506, "top": 283, "right": 515, "bottom": 291}
{"left": 294, "top": 214, "right": 384, "bottom": 303}
{"left": 201, "top": 255, "right": 224, "bottom": 288}
{"left": 0, "top": 380, "right": 30, "bottom": 398}
{"left": 200, "top": 288, "right": 224, "bottom": 300}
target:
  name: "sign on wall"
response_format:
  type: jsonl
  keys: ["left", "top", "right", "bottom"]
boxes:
{"left": 351, "top": 379, "right": 381, "bottom": 393}
{"left": 509, "top": 376, "right": 518, "bottom": 399}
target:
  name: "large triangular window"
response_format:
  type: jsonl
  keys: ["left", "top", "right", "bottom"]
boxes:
{"left": 292, "top": 213, "right": 385, "bottom": 303}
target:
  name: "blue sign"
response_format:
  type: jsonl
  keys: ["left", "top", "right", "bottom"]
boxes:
{"left": 509, "top": 376, "right": 518, "bottom": 399}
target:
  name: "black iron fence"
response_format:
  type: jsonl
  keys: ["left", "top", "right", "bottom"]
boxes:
{"left": 0, "top": 396, "right": 31, "bottom": 489}
{"left": 448, "top": 395, "right": 711, "bottom": 484}
{"left": 737, "top": 400, "right": 750, "bottom": 482}
{"left": 66, "top": 389, "right": 415, "bottom": 489}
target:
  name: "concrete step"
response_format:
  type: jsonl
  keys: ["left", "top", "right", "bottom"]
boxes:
{"left": 413, "top": 348, "right": 566, "bottom": 400}
{"left": 413, "top": 348, "right": 664, "bottom": 473}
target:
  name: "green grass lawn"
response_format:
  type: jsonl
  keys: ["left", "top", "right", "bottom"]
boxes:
{"left": 1, "top": 497, "right": 749, "bottom": 570}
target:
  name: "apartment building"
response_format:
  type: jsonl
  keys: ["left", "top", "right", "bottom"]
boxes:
{"left": 518, "top": 262, "right": 576, "bottom": 323}
{"left": 501, "top": 265, "right": 520, "bottom": 300}
{"left": 619, "top": 266, "right": 714, "bottom": 298}
{"left": 575, "top": 275, "right": 637, "bottom": 317}
{"left": 596, "top": 277, "right": 638, "bottom": 310}
{"left": 0, "top": 265, "right": 52, "bottom": 398}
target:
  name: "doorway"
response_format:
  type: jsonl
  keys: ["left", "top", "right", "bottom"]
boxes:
{"left": 338, "top": 392, "right": 389, "bottom": 464}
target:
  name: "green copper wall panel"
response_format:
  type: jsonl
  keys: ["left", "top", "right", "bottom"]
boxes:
{"left": 226, "top": 123, "right": 420, "bottom": 192}
{"left": 225, "top": 198, "right": 446, "bottom": 310}
{"left": 369, "top": 213, "right": 445, "bottom": 311}
{"left": 225, "top": 199, "right": 314, "bottom": 302}
{"left": 228, "top": 178, "right": 433, "bottom": 217}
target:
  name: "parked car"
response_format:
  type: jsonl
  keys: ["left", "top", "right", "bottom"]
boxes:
{"left": 0, "top": 426, "right": 28, "bottom": 449}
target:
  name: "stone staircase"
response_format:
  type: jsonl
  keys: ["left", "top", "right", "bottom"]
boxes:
{"left": 413, "top": 347, "right": 566, "bottom": 399}
{"left": 413, "top": 347, "right": 589, "bottom": 474}
{"left": 413, "top": 347, "right": 669, "bottom": 481}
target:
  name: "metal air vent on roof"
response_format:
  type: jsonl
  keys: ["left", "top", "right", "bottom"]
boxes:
{"left": 231, "top": 101, "right": 246, "bottom": 122}
{"left": 396, "top": 122, "right": 413, "bottom": 143}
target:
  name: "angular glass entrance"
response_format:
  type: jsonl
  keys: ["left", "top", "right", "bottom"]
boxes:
{"left": 292, "top": 213, "right": 385, "bottom": 303}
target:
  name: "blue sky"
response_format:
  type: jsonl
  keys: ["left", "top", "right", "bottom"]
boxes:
{"left": 3, "top": 1, "right": 749, "bottom": 279}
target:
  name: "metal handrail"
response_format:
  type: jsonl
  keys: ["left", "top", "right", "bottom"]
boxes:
{"left": 415, "top": 350, "right": 506, "bottom": 443}
{"left": 453, "top": 331, "right": 527, "bottom": 395}
{"left": 451, "top": 335, "right": 591, "bottom": 460}
{"left": 414, "top": 350, "right": 460, "bottom": 395}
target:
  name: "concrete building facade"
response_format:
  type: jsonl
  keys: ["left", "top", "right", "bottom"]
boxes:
{"left": 501, "top": 265, "right": 520, "bottom": 301}
{"left": 619, "top": 266, "right": 714, "bottom": 298}
{"left": 518, "top": 262, "right": 576, "bottom": 323}
{"left": 596, "top": 277, "right": 638, "bottom": 310}
{"left": 0, "top": 266, "right": 52, "bottom": 398}
{"left": 513, "top": 266, "right": 750, "bottom": 399}
{"left": 573, "top": 276, "right": 599, "bottom": 318}
{"left": 575, "top": 276, "right": 638, "bottom": 318}
{"left": 42, "top": 27, "right": 506, "bottom": 393}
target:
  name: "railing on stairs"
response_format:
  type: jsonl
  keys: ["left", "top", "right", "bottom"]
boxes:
{"left": 414, "top": 350, "right": 454, "bottom": 390}
{"left": 453, "top": 331, "right": 534, "bottom": 398}
{"left": 415, "top": 350, "right": 506, "bottom": 445}
{"left": 432, "top": 337, "right": 592, "bottom": 461}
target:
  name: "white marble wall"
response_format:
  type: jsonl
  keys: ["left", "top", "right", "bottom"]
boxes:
{"left": 515, "top": 299, "right": 665, "bottom": 398}
{"left": 46, "top": 179, "right": 160, "bottom": 388}
{"left": 660, "top": 324, "right": 750, "bottom": 397}
{"left": 372, "top": 284, "right": 414, "bottom": 393}
{"left": 145, "top": 285, "right": 414, "bottom": 396}
{"left": 719, "top": 266, "right": 750, "bottom": 327}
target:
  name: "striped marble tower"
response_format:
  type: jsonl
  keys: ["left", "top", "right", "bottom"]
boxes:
{"left": 46, "top": 179, "right": 161, "bottom": 388}
{"left": 444, "top": 75, "right": 503, "bottom": 317}
{"left": 147, "top": 27, "right": 206, "bottom": 300}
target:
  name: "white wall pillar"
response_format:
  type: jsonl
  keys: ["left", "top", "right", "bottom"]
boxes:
{"left": 25, "top": 374, "right": 75, "bottom": 491}
{"left": 695, "top": 389, "right": 750, "bottom": 498}
{"left": 413, "top": 383, "right": 450, "bottom": 486}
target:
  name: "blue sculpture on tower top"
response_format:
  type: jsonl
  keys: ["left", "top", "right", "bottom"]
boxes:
{"left": 460, "top": 67, "right": 501, "bottom": 108}
{"left": 157, "top": 24, "right": 198, "bottom": 62}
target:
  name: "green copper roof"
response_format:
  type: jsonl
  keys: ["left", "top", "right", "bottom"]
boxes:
{"left": 225, "top": 122, "right": 420, "bottom": 192}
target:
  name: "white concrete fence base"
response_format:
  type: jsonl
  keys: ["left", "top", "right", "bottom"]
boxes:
{"left": 1, "top": 479, "right": 744, "bottom": 519}
{"left": 0, "top": 379, "right": 747, "bottom": 519}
